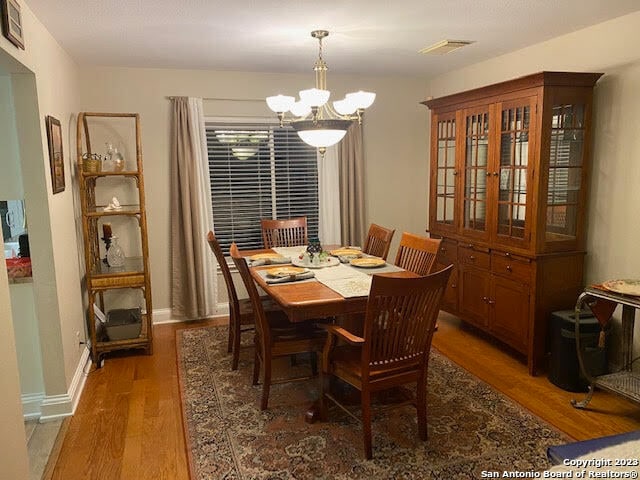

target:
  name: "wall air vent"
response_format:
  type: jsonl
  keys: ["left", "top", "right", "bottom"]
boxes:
{"left": 419, "top": 39, "right": 474, "bottom": 55}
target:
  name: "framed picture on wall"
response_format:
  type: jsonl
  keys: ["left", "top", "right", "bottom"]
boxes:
{"left": 46, "top": 115, "right": 65, "bottom": 194}
{"left": 1, "top": 0, "right": 25, "bottom": 49}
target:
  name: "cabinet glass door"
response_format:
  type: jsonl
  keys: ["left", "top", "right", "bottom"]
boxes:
{"left": 433, "top": 113, "right": 457, "bottom": 231}
{"left": 495, "top": 99, "right": 535, "bottom": 246}
{"left": 462, "top": 108, "right": 490, "bottom": 238}
{"left": 545, "top": 103, "right": 585, "bottom": 242}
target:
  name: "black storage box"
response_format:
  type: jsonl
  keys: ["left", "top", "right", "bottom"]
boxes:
{"left": 548, "top": 309, "right": 610, "bottom": 392}
{"left": 105, "top": 308, "right": 142, "bottom": 341}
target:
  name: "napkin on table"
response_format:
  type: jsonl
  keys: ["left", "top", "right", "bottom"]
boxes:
{"left": 265, "top": 271, "right": 315, "bottom": 284}
{"left": 248, "top": 257, "right": 291, "bottom": 267}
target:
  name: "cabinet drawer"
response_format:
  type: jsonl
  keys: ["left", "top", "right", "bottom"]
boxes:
{"left": 491, "top": 251, "right": 532, "bottom": 284}
{"left": 458, "top": 245, "right": 490, "bottom": 270}
{"left": 437, "top": 238, "right": 458, "bottom": 263}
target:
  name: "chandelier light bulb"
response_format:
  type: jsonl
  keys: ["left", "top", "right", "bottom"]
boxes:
{"left": 266, "top": 94, "right": 295, "bottom": 113}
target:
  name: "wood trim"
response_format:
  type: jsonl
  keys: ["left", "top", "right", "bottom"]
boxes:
{"left": 422, "top": 71, "right": 603, "bottom": 110}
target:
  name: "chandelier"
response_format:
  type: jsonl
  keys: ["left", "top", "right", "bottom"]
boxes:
{"left": 266, "top": 30, "right": 375, "bottom": 156}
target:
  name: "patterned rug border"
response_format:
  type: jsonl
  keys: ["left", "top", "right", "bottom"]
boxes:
{"left": 175, "top": 325, "right": 570, "bottom": 480}
{"left": 176, "top": 327, "right": 200, "bottom": 480}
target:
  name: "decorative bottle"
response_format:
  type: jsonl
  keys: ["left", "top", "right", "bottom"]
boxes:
{"left": 112, "top": 147, "right": 125, "bottom": 172}
{"left": 104, "top": 143, "right": 125, "bottom": 172}
{"left": 306, "top": 238, "right": 322, "bottom": 266}
{"left": 106, "top": 235, "right": 126, "bottom": 267}
{"left": 103, "top": 143, "right": 115, "bottom": 172}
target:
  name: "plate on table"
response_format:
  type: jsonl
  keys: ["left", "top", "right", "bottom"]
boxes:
{"left": 292, "top": 256, "right": 340, "bottom": 269}
{"left": 602, "top": 279, "right": 640, "bottom": 296}
{"left": 329, "top": 248, "right": 362, "bottom": 258}
{"left": 266, "top": 266, "right": 308, "bottom": 278}
{"left": 350, "top": 257, "right": 386, "bottom": 268}
{"left": 250, "top": 253, "right": 285, "bottom": 261}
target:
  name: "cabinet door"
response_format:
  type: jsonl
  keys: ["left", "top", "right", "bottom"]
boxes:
{"left": 435, "top": 238, "right": 458, "bottom": 312}
{"left": 489, "top": 275, "right": 530, "bottom": 353}
{"left": 459, "top": 266, "right": 489, "bottom": 327}
{"left": 491, "top": 96, "right": 537, "bottom": 249}
{"left": 460, "top": 105, "right": 492, "bottom": 242}
{"left": 542, "top": 94, "right": 592, "bottom": 253}
{"left": 442, "top": 265, "right": 458, "bottom": 313}
{"left": 429, "top": 111, "right": 458, "bottom": 234}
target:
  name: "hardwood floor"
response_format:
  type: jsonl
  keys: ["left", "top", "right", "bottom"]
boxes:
{"left": 50, "top": 314, "right": 640, "bottom": 479}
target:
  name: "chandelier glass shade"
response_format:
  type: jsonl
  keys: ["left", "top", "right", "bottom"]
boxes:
{"left": 266, "top": 30, "right": 375, "bottom": 155}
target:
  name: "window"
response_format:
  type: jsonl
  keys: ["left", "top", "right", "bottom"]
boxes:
{"left": 206, "top": 122, "right": 319, "bottom": 254}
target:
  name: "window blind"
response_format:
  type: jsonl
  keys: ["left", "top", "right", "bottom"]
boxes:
{"left": 206, "top": 122, "right": 319, "bottom": 254}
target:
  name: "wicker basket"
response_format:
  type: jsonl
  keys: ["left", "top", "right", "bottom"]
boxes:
{"left": 82, "top": 154, "right": 102, "bottom": 173}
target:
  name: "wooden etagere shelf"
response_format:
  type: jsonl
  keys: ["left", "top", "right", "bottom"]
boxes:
{"left": 76, "top": 112, "right": 153, "bottom": 367}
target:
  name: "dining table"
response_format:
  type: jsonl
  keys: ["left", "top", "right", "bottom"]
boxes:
{"left": 242, "top": 245, "right": 418, "bottom": 323}
{"left": 241, "top": 245, "right": 419, "bottom": 422}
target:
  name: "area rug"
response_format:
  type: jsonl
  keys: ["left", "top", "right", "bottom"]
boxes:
{"left": 177, "top": 326, "right": 568, "bottom": 479}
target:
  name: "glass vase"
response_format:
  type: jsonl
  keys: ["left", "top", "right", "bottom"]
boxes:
{"left": 106, "top": 235, "right": 126, "bottom": 268}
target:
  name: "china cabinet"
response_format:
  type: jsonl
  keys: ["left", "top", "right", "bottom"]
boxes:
{"left": 423, "top": 71, "right": 602, "bottom": 374}
{"left": 76, "top": 112, "right": 153, "bottom": 366}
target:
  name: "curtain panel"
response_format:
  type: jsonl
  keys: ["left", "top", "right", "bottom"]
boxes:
{"left": 170, "top": 97, "right": 217, "bottom": 320}
{"left": 339, "top": 122, "right": 366, "bottom": 246}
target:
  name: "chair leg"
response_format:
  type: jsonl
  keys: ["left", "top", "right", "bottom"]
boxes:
{"left": 310, "top": 351, "right": 318, "bottom": 376}
{"left": 261, "top": 356, "right": 272, "bottom": 410}
{"left": 231, "top": 317, "right": 242, "bottom": 370}
{"left": 416, "top": 374, "right": 428, "bottom": 441}
{"left": 227, "top": 317, "right": 234, "bottom": 354}
{"left": 318, "top": 369, "right": 329, "bottom": 421}
{"left": 252, "top": 348, "right": 260, "bottom": 386}
{"left": 361, "top": 389, "right": 373, "bottom": 460}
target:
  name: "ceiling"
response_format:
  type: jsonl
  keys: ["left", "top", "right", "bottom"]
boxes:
{"left": 26, "top": 0, "right": 640, "bottom": 78}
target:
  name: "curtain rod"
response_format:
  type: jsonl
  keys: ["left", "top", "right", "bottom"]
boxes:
{"left": 165, "top": 96, "right": 265, "bottom": 102}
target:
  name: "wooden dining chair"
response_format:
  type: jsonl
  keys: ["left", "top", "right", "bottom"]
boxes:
{"left": 394, "top": 232, "right": 442, "bottom": 276}
{"left": 261, "top": 217, "right": 308, "bottom": 248}
{"left": 319, "top": 265, "right": 452, "bottom": 459}
{"left": 229, "top": 242, "right": 326, "bottom": 410}
{"left": 206, "top": 231, "right": 279, "bottom": 371}
{"left": 363, "top": 223, "right": 395, "bottom": 260}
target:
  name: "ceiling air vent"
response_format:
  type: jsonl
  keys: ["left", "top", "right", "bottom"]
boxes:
{"left": 419, "top": 39, "right": 474, "bottom": 55}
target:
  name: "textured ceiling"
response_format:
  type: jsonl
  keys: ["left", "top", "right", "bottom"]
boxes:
{"left": 26, "top": 0, "right": 640, "bottom": 77}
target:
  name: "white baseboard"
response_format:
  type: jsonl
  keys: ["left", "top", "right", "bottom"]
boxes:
{"left": 21, "top": 393, "right": 44, "bottom": 421}
{"left": 38, "top": 346, "right": 90, "bottom": 422}
{"left": 152, "top": 306, "right": 229, "bottom": 324}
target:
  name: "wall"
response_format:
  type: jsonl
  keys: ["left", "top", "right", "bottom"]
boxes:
{"left": 0, "top": 0, "right": 82, "bottom": 474}
{"left": 79, "top": 67, "right": 429, "bottom": 314}
{"left": 425, "top": 11, "right": 640, "bottom": 361}
{"left": 0, "top": 76, "right": 23, "bottom": 198}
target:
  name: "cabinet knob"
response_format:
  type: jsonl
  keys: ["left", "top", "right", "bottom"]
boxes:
{"left": 440, "top": 247, "right": 447, "bottom": 254}
{"left": 452, "top": 170, "right": 458, "bottom": 176}
{"left": 485, "top": 171, "right": 492, "bottom": 177}
{"left": 487, "top": 299, "right": 496, "bottom": 305}
{"left": 493, "top": 172, "right": 499, "bottom": 177}
{"left": 505, "top": 252, "right": 511, "bottom": 258}
{"left": 469, "top": 255, "right": 475, "bottom": 261}
{"left": 506, "top": 265, "right": 513, "bottom": 272}
{"left": 482, "top": 296, "right": 488, "bottom": 303}
{"left": 451, "top": 284, "right": 457, "bottom": 289}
